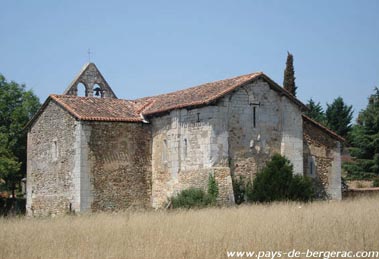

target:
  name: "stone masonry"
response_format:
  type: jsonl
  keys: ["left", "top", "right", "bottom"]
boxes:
{"left": 303, "top": 117, "right": 342, "bottom": 200}
{"left": 26, "top": 63, "right": 343, "bottom": 215}
{"left": 150, "top": 79, "right": 305, "bottom": 208}
{"left": 27, "top": 102, "right": 152, "bottom": 216}
{"left": 27, "top": 101, "right": 77, "bottom": 216}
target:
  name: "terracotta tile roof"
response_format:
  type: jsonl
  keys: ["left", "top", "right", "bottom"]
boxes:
{"left": 302, "top": 114, "right": 345, "bottom": 142}
{"left": 135, "top": 72, "right": 307, "bottom": 115}
{"left": 51, "top": 95, "right": 142, "bottom": 122}
{"left": 27, "top": 71, "right": 308, "bottom": 128}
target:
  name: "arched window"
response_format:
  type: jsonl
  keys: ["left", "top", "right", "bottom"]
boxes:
{"left": 77, "top": 83, "right": 86, "bottom": 97}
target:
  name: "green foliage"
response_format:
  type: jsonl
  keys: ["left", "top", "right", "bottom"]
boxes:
{"left": 232, "top": 175, "right": 246, "bottom": 204}
{"left": 345, "top": 88, "right": 379, "bottom": 179}
{"left": 283, "top": 51, "right": 297, "bottom": 96}
{"left": 0, "top": 74, "right": 40, "bottom": 194}
{"left": 172, "top": 174, "right": 219, "bottom": 208}
{"left": 247, "top": 154, "right": 314, "bottom": 202}
{"left": 0, "top": 198, "right": 26, "bottom": 216}
{"left": 325, "top": 97, "right": 353, "bottom": 139}
{"left": 0, "top": 137, "right": 21, "bottom": 190}
{"left": 207, "top": 173, "right": 218, "bottom": 202}
{"left": 171, "top": 188, "right": 213, "bottom": 209}
{"left": 305, "top": 99, "right": 326, "bottom": 124}
{"left": 288, "top": 175, "right": 314, "bottom": 202}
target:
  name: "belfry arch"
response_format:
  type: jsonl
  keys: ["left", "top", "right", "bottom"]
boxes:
{"left": 63, "top": 63, "right": 117, "bottom": 98}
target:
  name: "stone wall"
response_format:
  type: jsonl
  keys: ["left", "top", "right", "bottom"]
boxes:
{"left": 150, "top": 79, "right": 305, "bottom": 207}
{"left": 303, "top": 119, "right": 342, "bottom": 199}
{"left": 150, "top": 106, "right": 233, "bottom": 207}
{"left": 84, "top": 122, "right": 152, "bottom": 211}
{"left": 27, "top": 100, "right": 152, "bottom": 215}
{"left": 27, "top": 101, "right": 77, "bottom": 216}
{"left": 227, "top": 79, "right": 303, "bottom": 181}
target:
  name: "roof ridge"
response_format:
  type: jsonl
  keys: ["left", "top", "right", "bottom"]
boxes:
{"left": 134, "top": 72, "right": 262, "bottom": 101}
{"left": 136, "top": 99, "right": 156, "bottom": 114}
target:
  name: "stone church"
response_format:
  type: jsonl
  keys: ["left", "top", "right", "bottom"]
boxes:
{"left": 26, "top": 63, "right": 343, "bottom": 216}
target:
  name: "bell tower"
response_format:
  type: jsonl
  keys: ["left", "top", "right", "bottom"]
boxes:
{"left": 63, "top": 63, "right": 117, "bottom": 98}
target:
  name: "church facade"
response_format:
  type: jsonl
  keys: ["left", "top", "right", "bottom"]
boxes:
{"left": 26, "top": 63, "right": 343, "bottom": 216}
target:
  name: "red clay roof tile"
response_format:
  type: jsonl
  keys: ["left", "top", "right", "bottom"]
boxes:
{"left": 27, "top": 72, "right": 310, "bottom": 128}
{"left": 51, "top": 95, "right": 142, "bottom": 122}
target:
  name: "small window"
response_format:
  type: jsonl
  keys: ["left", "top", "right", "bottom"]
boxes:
{"left": 308, "top": 156, "right": 316, "bottom": 176}
{"left": 310, "top": 160, "right": 313, "bottom": 175}
{"left": 183, "top": 139, "right": 188, "bottom": 159}
{"left": 52, "top": 140, "right": 58, "bottom": 161}
{"left": 197, "top": 113, "right": 200, "bottom": 122}
{"left": 253, "top": 106, "right": 256, "bottom": 128}
{"left": 162, "top": 139, "right": 168, "bottom": 163}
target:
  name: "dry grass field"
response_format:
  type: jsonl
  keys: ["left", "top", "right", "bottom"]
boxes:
{"left": 1, "top": 196, "right": 379, "bottom": 259}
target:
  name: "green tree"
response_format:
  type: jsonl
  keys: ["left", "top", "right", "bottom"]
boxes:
{"left": 283, "top": 51, "right": 297, "bottom": 96}
{"left": 0, "top": 74, "right": 40, "bottom": 196}
{"left": 247, "top": 154, "right": 314, "bottom": 202}
{"left": 305, "top": 99, "right": 326, "bottom": 124}
{"left": 344, "top": 88, "right": 379, "bottom": 179}
{"left": 325, "top": 97, "right": 353, "bottom": 139}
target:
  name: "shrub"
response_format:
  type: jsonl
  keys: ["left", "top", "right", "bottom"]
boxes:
{"left": 172, "top": 174, "right": 219, "bottom": 208}
{"left": 232, "top": 175, "right": 246, "bottom": 204}
{"left": 247, "top": 154, "right": 314, "bottom": 202}
{"left": 207, "top": 174, "right": 219, "bottom": 203}
{"left": 171, "top": 188, "right": 213, "bottom": 209}
{"left": 0, "top": 198, "right": 26, "bottom": 216}
{"left": 288, "top": 175, "right": 314, "bottom": 202}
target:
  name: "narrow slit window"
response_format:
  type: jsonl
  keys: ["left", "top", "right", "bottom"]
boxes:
{"left": 310, "top": 160, "right": 313, "bottom": 175}
{"left": 183, "top": 139, "right": 188, "bottom": 159}
{"left": 308, "top": 156, "right": 316, "bottom": 176}
{"left": 253, "top": 106, "right": 256, "bottom": 128}
{"left": 52, "top": 140, "right": 58, "bottom": 161}
{"left": 162, "top": 139, "right": 168, "bottom": 163}
{"left": 197, "top": 113, "right": 200, "bottom": 122}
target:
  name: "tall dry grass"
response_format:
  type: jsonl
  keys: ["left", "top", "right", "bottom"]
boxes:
{"left": 1, "top": 196, "right": 379, "bottom": 259}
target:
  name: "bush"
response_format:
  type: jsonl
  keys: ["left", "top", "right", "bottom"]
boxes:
{"left": 171, "top": 188, "right": 213, "bottom": 209}
{"left": 232, "top": 176, "right": 247, "bottom": 204}
{"left": 247, "top": 154, "right": 314, "bottom": 202}
{"left": 207, "top": 174, "right": 219, "bottom": 203}
{"left": 171, "top": 173, "right": 219, "bottom": 209}
{"left": 0, "top": 198, "right": 26, "bottom": 216}
{"left": 289, "top": 175, "right": 314, "bottom": 202}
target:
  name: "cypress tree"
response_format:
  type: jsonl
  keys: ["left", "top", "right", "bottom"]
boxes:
{"left": 283, "top": 51, "right": 297, "bottom": 96}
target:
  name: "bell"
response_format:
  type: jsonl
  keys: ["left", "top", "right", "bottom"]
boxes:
{"left": 94, "top": 86, "right": 102, "bottom": 97}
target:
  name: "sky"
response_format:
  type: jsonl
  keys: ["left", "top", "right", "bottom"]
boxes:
{"left": 1, "top": 0, "right": 378, "bottom": 120}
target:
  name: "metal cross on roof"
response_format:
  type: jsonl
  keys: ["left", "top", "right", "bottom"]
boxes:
{"left": 87, "top": 48, "right": 92, "bottom": 62}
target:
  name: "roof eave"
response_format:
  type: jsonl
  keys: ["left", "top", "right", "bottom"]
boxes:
{"left": 302, "top": 114, "right": 345, "bottom": 142}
